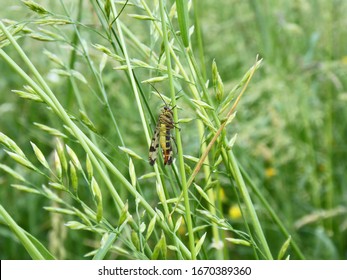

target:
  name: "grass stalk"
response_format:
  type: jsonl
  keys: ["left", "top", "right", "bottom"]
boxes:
{"left": 158, "top": 0, "right": 195, "bottom": 259}
{"left": 0, "top": 204, "right": 46, "bottom": 260}
{"left": 198, "top": 118, "right": 223, "bottom": 259}
{"left": 175, "top": 0, "right": 189, "bottom": 47}
{"left": 227, "top": 151, "right": 273, "bottom": 259}
{"left": 109, "top": 1, "right": 151, "bottom": 146}
{"left": 192, "top": 0, "right": 207, "bottom": 80}
{"left": 239, "top": 165, "right": 306, "bottom": 260}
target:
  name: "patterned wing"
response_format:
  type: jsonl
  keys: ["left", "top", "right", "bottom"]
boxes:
{"left": 149, "top": 125, "right": 160, "bottom": 165}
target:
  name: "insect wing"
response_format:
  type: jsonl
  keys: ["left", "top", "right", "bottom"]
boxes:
{"left": 149, "top": 125, "right": 160, "bottom": 165}
{"left": 148, "top": 92, "right": 176, "bottom": 166}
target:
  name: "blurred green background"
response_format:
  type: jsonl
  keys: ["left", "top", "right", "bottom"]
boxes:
{"left": 0, "top": 0, "right": 346, "bottom": 259}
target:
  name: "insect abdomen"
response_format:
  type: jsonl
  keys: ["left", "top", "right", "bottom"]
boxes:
{"left": 159, "top": 125, "right": 173, "bottom": 165}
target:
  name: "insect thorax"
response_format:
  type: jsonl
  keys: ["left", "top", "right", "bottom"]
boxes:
{"left": 159, "top": 107, "right": 174, "bottom": 128}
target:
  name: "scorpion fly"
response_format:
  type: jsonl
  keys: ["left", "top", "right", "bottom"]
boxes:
{"left": 148, "top": 85, "right": 178, "bottom": 166}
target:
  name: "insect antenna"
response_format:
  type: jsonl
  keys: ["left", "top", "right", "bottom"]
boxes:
{"left": 148, "top": 83, "right": 181, "bottom": 130}
{"left": 149, "top": 83, "right": 170, "bottom": 107}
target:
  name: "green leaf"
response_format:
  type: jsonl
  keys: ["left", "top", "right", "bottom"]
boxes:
{"left": 128, "top": 14, "right": 156, "bottom": 21}
{"left": 0, "top": 164, "right": 26, "bottom": 182}
{"left": 131, "top": 230, "right": 140, "bottom": 251}
{"left": 175, "top": 0, "right": 189, "bottom": 47}
{"left": 69, "top": 161, "right": 78, "bottom": 194}
{"left": 12, "top": 89, "right": 43, "bottom": 102}
{"left": 0, "top": 132, "right": 26, "bottom": 158}
{"left": 118, "top": 201, "right": 129, "bottom": 226}
{"left": 34, "top": 123, "right": 67, "bottom": 138}
{"left": 174, "top": 216, "right": 183, "bottom": 233}
{"left": 79, "top": 110, "right": 98, "bottom": 133}
{"left": 22, "top": 0, "right": 50, "bottom": 15}
{"left": 5, "top": 150, "right": 36, "bottom": 171}
{"left": 93, "top": 232, "right": 118, "bottom": 260}
{"left": 193, "top": 183, "right": 212, "bottom": 205}
{"left": 65, "top": 145, "right": 82, "bottom": 170}
{"left": 91, "top": 177, "right": 103, "bottom": 223}
{"left": 129, "top": 158, "right": 136, "bottom": 187}
{"left": 146, "top": 214, "right": 157, "bottom": 241}
{"left": 151, "top": 232, "right": 166, "bottom": 260}
{"left": 191, "top": 99, "right": 214, "bottom": 110}
{"left": 278, "top": 236, "right": 291, "bottom": 260}
{"left": 225, "top": 238, "right": 251, "bottom": 247}
{"left": 54, "top": 150, "right": 62, "bottom": 180}
{"left": 118, "top": 146, "right": 142, "bottom": 160}
{"left": 86, "top": 154, "right": 93, "bottom": 182}
{"left": 194, "top": 232, "right": 207, "bottom": 257}
{"left": 30, "top": 142, "right": 50, "bottom": 170}
{"left": 11, "top": 184, "right": 40, "bottom": 195}
{"left": 56, "top": 139, "right": 67, "bottom": 173}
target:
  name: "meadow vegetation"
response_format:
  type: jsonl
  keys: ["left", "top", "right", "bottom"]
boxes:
{"left": 0, "top": 0, "right": 346, "bottom": 260}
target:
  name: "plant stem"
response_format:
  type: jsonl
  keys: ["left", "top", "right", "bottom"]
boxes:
{"left": 158, "top": 0, "right": 195, "bottom": 260}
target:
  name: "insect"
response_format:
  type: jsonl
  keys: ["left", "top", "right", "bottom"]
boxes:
{"left": 148, "top": 86, "right": 178, "bottom": 166}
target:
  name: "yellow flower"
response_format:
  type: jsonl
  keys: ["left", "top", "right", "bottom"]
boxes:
{"left": 265, "top": 167, "right": 277, "bottom": 178}
{"left": 228, "top": 205, "right": 242, "bottom": 220}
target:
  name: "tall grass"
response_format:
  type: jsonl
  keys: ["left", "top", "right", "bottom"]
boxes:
{"left": 0, "top": 0, "right": 346, "bottom": 260}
